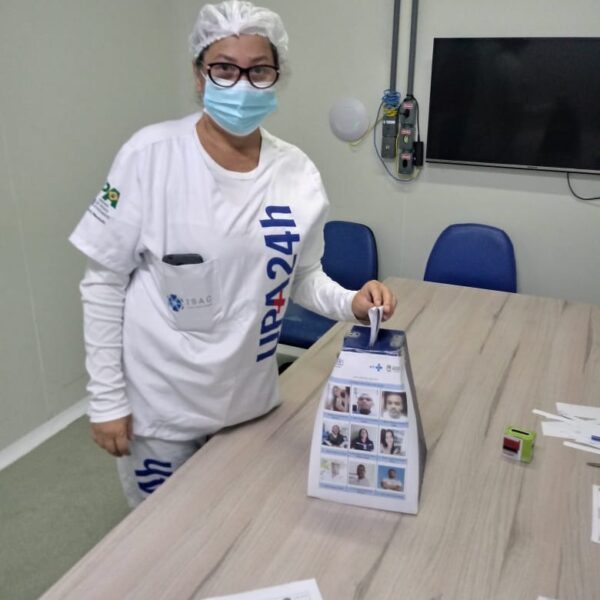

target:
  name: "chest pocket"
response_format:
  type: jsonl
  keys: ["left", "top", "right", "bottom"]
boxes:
{"left": 159, "top": 259, "right": 222, "bottom": 332}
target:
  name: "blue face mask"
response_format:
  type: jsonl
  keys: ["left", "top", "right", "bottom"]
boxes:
{"left": 203, "top": 78, "right": 277, "bottom": 137}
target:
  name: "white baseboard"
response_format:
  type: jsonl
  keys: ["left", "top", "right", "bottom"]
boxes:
{"left": 0, "top": 398, "right": 88, "bottom": 472}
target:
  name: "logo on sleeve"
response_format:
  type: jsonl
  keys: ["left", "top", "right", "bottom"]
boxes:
{"left": 86, "top": 182, "right": 120, "bottom": 224}
{"left": 256, "top": 206, "right": 300, "bottom": 362}
{"left": 101, "top": 182, "right": 120, "bottom": 208}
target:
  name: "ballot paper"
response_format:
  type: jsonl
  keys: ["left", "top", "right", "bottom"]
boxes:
{"left": 534, "top": 403, "right": 600, "bottom": 456}
{"left": 307, "top": 325, "right": 426, "bottom": 514}
{"left": 368, "top": 305, "right": 384, "bottom": 347}
{"left": 556, "top": 402, "right": 600, "bottom": 421}
{"left": 202, "top": 579, "right": 322, "bottom": 600}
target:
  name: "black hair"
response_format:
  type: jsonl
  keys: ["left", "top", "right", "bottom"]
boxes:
{"left": 380, "top": 428, "right": 394, "bottom": 446}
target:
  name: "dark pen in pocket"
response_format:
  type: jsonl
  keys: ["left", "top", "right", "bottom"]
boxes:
{"left": 162, "top": 253, "right": 204, "bottom": 266}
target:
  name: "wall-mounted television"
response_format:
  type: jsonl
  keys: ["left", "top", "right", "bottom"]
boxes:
{"left": 426, "top": 37, "right": 600, "bottom": 174}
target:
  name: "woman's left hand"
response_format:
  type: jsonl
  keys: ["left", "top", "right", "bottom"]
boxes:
{"left": 351, "top": 280, "right": 397, "bottom": 322}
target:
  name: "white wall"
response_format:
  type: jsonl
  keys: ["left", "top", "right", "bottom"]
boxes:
{"left": 0, "top": 1, "right": 180, "bottom": 452}
{"left": 399, "top": 0, "right": 600, "bottom": 303}
{"left": 175, "top": 0, "right": 600, "bottom": 304}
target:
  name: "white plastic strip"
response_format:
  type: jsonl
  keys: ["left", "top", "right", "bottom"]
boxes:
{"left": 592, "top": 485, "right": 600, "bottom": 544}
{"left": 204, "top": 579, "right": 323, "bottom": 600}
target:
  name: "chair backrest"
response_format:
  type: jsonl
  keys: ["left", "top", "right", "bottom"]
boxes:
{"left": 322, "top": 221, "right": 378, "bottom": 289}
{"left": 424, "top": 223, "right": 517, "bottom": 293}
{"left": 278, "top": 220, "right": 378, "bottom": 352}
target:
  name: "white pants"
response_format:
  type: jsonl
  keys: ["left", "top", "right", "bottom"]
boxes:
{"left": 116, "top": 435, "right": 207, "bottom": 508}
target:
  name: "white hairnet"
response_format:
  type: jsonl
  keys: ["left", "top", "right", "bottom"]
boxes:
{"left": 189, "top": 0, "right": 289, "bottom": 66}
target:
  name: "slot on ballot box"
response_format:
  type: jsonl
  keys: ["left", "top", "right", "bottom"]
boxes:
{"left": 307, "top": 325, "right": 427, "bottom": 513}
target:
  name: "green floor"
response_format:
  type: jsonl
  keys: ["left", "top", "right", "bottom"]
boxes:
{"left": 0, "top": 417, "right": 130, "bottom": 600}
{"left": 1, "top": 355, "right": 298, "bottom": 599}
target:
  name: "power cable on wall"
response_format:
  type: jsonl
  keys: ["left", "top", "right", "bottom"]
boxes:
{"left": 566, "top": 173, "right": 600, "bottom": 201}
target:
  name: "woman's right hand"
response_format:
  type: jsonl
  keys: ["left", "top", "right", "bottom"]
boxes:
{"left": 91, "top": 415, "right": 133, "bottom": 457}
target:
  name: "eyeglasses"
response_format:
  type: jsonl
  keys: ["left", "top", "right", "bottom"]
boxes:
{"left": 205, "top": 62, "right": 279, "bottom": 89}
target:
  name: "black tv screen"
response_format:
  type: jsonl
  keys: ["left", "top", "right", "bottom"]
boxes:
{"left": 426, "top": 38, "right": 600, "bottom": 174}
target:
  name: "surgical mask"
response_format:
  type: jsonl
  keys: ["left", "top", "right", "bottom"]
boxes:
{"left": 202, "top": 78, "right": 277, "bottom": 136}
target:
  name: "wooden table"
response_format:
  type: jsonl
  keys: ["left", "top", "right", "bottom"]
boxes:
{"left": 42, "top": 278, "right": 600, "bottom": 600}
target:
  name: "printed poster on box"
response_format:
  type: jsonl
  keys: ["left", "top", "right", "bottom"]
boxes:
{"left": 307, "top": 325, "right": 426, "bottom": 513}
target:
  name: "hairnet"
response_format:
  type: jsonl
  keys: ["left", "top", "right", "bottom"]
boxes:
{"left": 189, "top": 0, "right": 289, "bottom": 66}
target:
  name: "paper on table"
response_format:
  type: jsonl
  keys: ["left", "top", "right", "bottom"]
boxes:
{"left": 368, "top": 305, "right": 384, "bottom": 347}
{"left": 535, "top": 405, "right": 600, "bottom": 453}
{"left": 563, "top": 441, "right": 600, "bottom": 456}
{"left": 202, "top": 579, "right": 323, "bottom": 600}
{"left": 573, "top": 435, "right": 600, "bottom": 449}
{"left": 593, "top": 485, "right": 600, "bottom": 544}
{"left": 541, "top": 421, "right": 577, "bottom": 439}
{"left": 556, "top": 403, "right": 600, "bottom": 421}
{"left": 541, "top": 420, "right": 600, "bottom": 442}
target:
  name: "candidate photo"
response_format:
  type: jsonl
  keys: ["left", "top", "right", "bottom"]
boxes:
{"left": 325, "top": 384, "right": 351, "bottom": 413}
{"left": 377, "top": 466, "right": 405, "bottom": 492}
{"left": 320, "top": 458, "right": 347, "bottom": 484}
{"left": 350, "top": 425, "right": 376, "bottom": 452}
{"left": 381, "top": 391, "right": 408, "bottom": 420}
{"left": 351, "top": 387, "right": 380, "bottom": 417}
{"left": 322, "top": 421, "right": 349, "bottom": 449}
{"left": 379, "top": 428, "right": 405, "bottom": 456}
{"left": 348, "top": 461, "right": 375, "bottom": 488}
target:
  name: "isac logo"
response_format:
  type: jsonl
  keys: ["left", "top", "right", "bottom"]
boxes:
{"left": 168, "top": 294, "right": 184, "bottom": 312}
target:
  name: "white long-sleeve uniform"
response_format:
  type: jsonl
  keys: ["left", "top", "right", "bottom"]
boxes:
{"left": 70, "top": 113, "right": 355, "bottom": 441}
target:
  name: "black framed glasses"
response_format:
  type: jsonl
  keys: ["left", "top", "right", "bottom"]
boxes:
{"left": 206, "top": 62, "right": 279, "bottom": 89}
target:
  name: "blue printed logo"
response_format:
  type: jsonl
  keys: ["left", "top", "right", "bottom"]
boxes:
{"left": 256, "top": 205, "right": 300, "bottom": 362}
{"left": 370, "top": 363, "right": 384, "bottom": 372}
{"left": 134, "top": 458, "right": 173, "bottom": 495}
{"left": 168, "top": 294, "right": 184, "bottom": 312}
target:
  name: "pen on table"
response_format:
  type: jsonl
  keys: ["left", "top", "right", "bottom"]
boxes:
{"left": 587, "top": 462, "right": 600, "bottom": 468}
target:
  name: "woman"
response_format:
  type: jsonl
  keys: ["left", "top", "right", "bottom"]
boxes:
{"left": 70, "top": 0, "right": 396, "bottom": 507}
{"left": 351, "top": 428, "right": 374, "bottom": 452}
{"left": 324, "top": 424, "right": 346, "bottom": 447}
{"left": 379, "top": 429, "right": 401, "bottom": 455}
{"left": 327, "top": 385, "right": 349, "bottom": 412}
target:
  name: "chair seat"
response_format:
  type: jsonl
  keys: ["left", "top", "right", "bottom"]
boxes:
{"left": 279, "top": 301, "right": 336, "bottom": 349}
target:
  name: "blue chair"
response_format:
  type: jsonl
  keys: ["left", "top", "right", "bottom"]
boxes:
{"left": 279, "top": 220, "right": 378, "bottom": 350}
{"left": 424, "top": 223, "right": 517, "bottom": 292}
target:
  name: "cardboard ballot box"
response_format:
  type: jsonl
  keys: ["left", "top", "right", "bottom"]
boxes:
{"left": 307, "top": 326, "right": 426, "bottom": 513}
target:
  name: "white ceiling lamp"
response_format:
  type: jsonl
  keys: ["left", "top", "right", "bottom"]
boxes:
{"left": 329, "top": 97, "right": 369, "bottom": 142}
